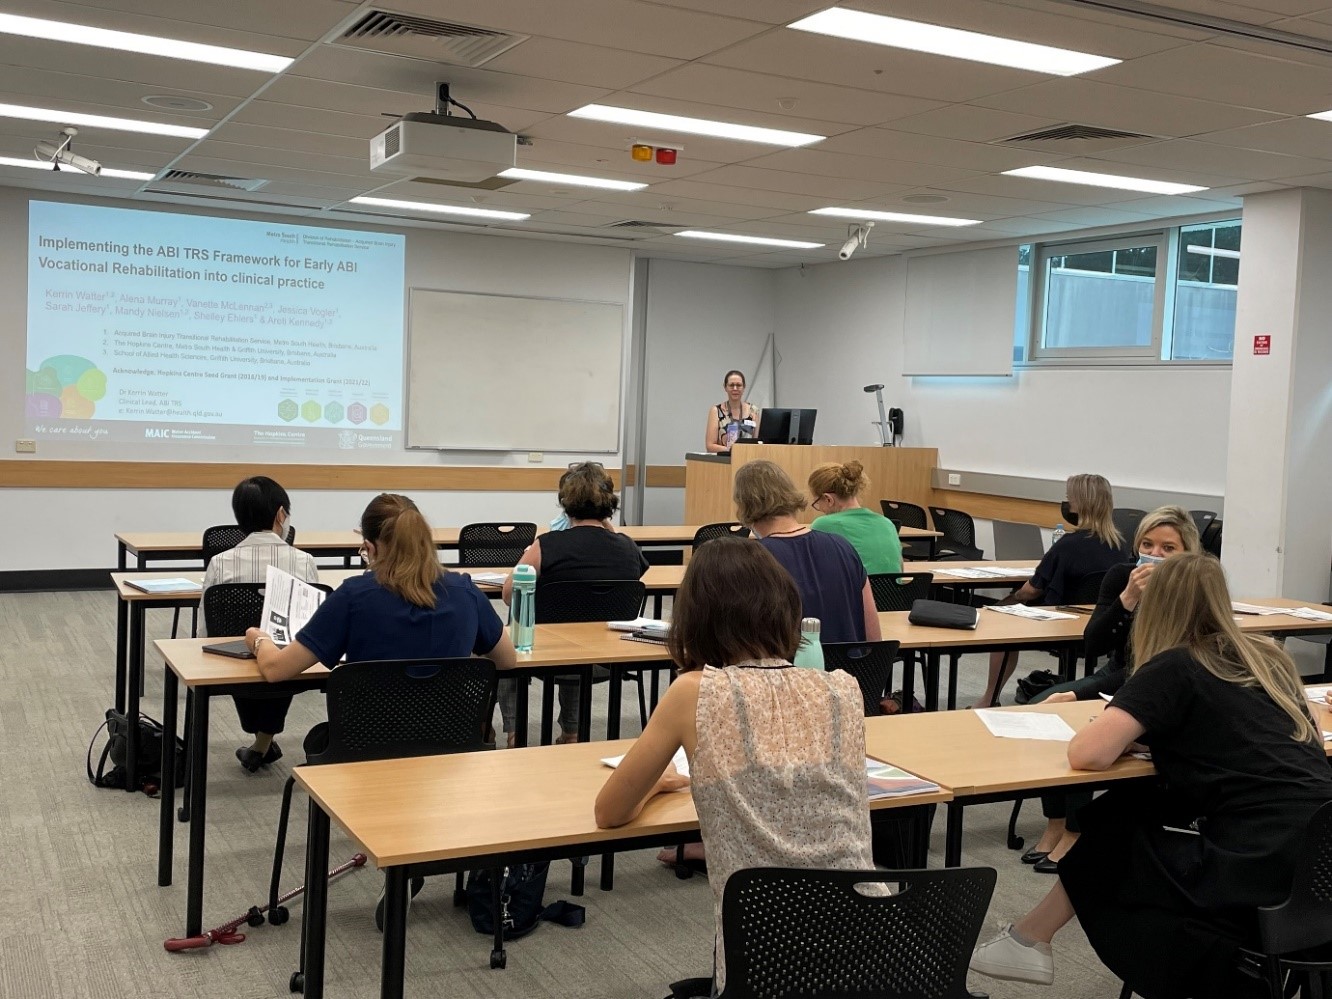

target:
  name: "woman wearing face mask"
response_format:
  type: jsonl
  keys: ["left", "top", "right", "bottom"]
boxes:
{"left": 972, "top": 474, "right": 1124, "bottom": 709}
{"left": 1019, "top": 506, "right": 1201, "bottom": 872}
{"left": 704, "top": 369, "right": 760, "bottom": 453}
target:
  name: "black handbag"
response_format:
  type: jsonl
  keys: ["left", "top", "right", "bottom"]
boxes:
{"left": 1015, "top": 668, "right": 1062, "bottom": 704}
{"left": 86, "top": 708, "right": 185, "bottom": 793}
{"left": 464, "top": 863, "right": 584, "bottom": 941}
{"left": 907, "top": 599, "right": 979, "bottom": 629}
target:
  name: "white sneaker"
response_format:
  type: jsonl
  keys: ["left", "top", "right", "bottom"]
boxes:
{"left": 970, "top": 923, "right": 1054, "bottom": 985}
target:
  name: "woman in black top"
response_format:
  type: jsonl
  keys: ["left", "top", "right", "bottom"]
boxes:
{"left": 972, "top": 473, "right": 1125, "bottom": 708}
{"left": 1021, "top": 506, "right": 1201, "bottom": 871}
{"left": 500, "top": 462, "right": 648, "bottom": 744}
{"left": 972, "top": 553, "right": 1332, "bottom": 998}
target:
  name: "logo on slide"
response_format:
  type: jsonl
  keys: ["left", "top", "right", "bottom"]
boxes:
{"left": 26, "top": 355, "right": 107, "bottom": 420}
{"left": 347, "top": 402, "right": 367, "bottom": 425}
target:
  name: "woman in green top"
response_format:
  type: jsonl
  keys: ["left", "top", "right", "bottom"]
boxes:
{"left": 807, "top": 461, "right": 902, "bottom": 575}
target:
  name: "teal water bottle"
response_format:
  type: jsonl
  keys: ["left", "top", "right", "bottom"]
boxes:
{"left": 510, "top": 564, "right": 536, "bottom": 653}
{"left": 793, "top": 617, "right": 824, "bottom": 669}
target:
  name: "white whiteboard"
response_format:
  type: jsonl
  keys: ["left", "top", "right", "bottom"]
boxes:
{"left": 406, "top": 289, "right": 624, "bottom": 451}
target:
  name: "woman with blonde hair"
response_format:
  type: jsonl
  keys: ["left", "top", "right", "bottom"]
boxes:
{"left": 808, "top": 460, "right": 902, "bottom": 575}
{"left": 972, "top": 553, "right": 1332, "bottom": 998}
{"left": 972, "top": 473, "right": 1125, "bottom": 708}
{"left": 734, "top": 459, "right": 880, "bottom": 644}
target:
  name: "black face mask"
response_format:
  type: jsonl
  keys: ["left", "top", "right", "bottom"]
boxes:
{"left": 1060, "top": 501, "right": 1079, "bottom": 526}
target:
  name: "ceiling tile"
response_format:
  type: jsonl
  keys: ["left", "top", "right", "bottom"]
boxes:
{"left": 815, "top": 127, "right": 1072, "bottom": 172}
{"left": 0, "top": 62, "right": 238, "bottom": 121}
{"left": 479, "top": 37, "right": 682, "bottom": 90}
{"left": 885, "top": 104, "right": 1065, "bottom": 142}
{"left": 1193, "top": 116, "right": 1332, "bottom": 160}
{"left": 207, "top": 121, "right": 363, "bottom": 159}
{"left": 644, "top": 0, "right": 828, "bottom": 22}
{"left": 640, "top": 178, "right": 826, "bottom": 211}
{"left": 684, "top": 163, "right": 914, "bottom": 200}
{"left": 1084, "top": 138, "right": 1332, "bottom": 181}
{"left": 742, "top": 147, "right": 984, "bottom": 188}
{"left": 8, "top": 0, "right": 337, "bottom": 48}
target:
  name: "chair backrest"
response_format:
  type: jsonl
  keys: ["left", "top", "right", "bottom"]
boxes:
{"left": 822, "top": 641, "right": 901, "bottom": 717}
{"left": 202, "top": 582, "right": 266, "bottom": 636}
{"left": 867, "top": 573, "right": 933, "bottom": 613}
{"left": 928, "top": 506, "right": 977, "bottom": 549}
{"left": 718, "top": 866, "right": 997, "bottom": 999}
{"left": 693, "top": 522, "right": 751, "bottom": 548}
{"left": 879, "top": 500, "right": 927, "bottom": 531}
{"left": 992, "top": 520, "right": 1045, "bottom": 561}
{"left": 1111, "top": 508, "right": 1147, "bottom": 556}
{"left": 1189, "top": 510, "right": 1217, "bottom": 537}
{"left": 1201, "top": 518, "right": 1223, "bottom": 557}
{"left": 1256, "top": 800, "right": 1332, "bottom": 955}
{"left": 201, "top": 525, "right": 247, "bottom": 567}
{"left": 457, "top": 522, "right": 537, "bottom": 568}
{"left": 1067, "top": 570, "right": 1108, "bottom": 605}
{"left": 316, "top": 658, "right": 496, "bottom": 764}
{"left": 534, "top": 579, "right": 647, "bottom": 624}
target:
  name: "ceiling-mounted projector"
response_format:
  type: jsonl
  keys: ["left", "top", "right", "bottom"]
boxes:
{"left": 369, "top": 83, "right": 516, "bottom": 183}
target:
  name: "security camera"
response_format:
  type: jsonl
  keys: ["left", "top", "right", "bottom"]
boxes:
{"left": 35, "top": 127, "right": 101, "bottom": 176}
{"left": 837, "top": 221, "right": 874, "bottom": 261}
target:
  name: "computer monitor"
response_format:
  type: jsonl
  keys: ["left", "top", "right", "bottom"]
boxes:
{"left": 755, "top": 407, "right": 817, "bottom": 445}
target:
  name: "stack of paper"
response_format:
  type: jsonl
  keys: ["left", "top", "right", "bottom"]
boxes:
{"left": 1232, "top": 602, "right": 1295, "bottom": 616}
{"left": 467, "top": 571, "right": 509, "bottom": 587}
{"left": 602, "top": 747, "right": 690, "bottom": 777}
{"left": 1286, "top": 607, "right": 1332, "bottom": 622}
{"left": 864, "top": 760, "right": 941, "bottom": 800}
{"left": 608, "top": 617, "right": 669, "bottom": 636}
{"left": 985, "top": 605, "right": 1079, "bottom": 622}
{"left": 934, "top": 566, "right": 1036, "bottom": 580}
{"left": 975, "top": 708, "right": 1077, "bottom": 741}
{"left": 1306, "top": 685, "right": 1332, "bottom": 703}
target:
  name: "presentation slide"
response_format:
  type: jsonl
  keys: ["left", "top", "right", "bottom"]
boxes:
{"left": 25, "top": 200, "right": 406, "bottom": 450}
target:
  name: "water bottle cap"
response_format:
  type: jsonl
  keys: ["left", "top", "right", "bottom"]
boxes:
{"left": 512, "top": 564, "right": 537, "bottom": 582}
{"left": 800, "top": 617, "right": 821, "bottom": 634}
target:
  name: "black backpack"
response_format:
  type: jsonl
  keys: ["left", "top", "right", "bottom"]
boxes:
{"left": 87, "top": 708, "right": 185, "bottom": 794}
{"left": 464, "top": 863, "right": 584, "bottom": 940}
{"left": 1015, "top": 669, "right": 1062, "bottom": 705}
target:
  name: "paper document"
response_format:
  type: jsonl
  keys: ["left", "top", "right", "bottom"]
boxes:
{"left": 1099, "top": 692, "right": 1114, "bottom": 702}
{"left": 607, "top": 617, "right": 669, "bottom": 634}
{"left": 602, "top": 746, "right": 690, "bottom": 778}
{"left": 467, "top": 572, "right": 508, "bottom": 587}
{"left": 1232, "top": 602, "right": 1292, "bottom": 616}
{"left": 864, "top": 759, "right": 940, "bottom": 800}
{"left": 1286, "top": 607, "right": 1332, "bottom": 622}
{"left": 985, "top": 605, "right": 1079, "bottom": 622}
{"left": 975, "top": 708, "right": 1077, "bottom": 741}
{"left": 260, "top": 564, "right": 326, "bottom": 646}
{"left": 1306, "top": 685, "right": 1332, "bottom": 703}
{"left": 934, "top": 566, "right": 1036, "bottom": 580}
{"left": 125, "top": 577, "right": 200, "bottom": 594}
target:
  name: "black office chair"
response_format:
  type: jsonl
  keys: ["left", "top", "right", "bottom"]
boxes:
{"left": 1202, "top": 519, "right": 1223, "bottom": 557}
{"left": 881, "top": 500, "right": 930, "bottom": 560}
{"left": 457, "top": 522, "right": 537, "bottom": 568}
{"left": 823, "top": 641, "right": 901, "bottom": 717}
{"left": 868, "top": 572, "right": 932, "bottom": 612}
{"left": 1112, "top": 508, "right": 1147, "bottom": 558}
{"left": 687, "top": 866, "right": 996, "bottom": 999}
{"left": 202, "top": 581, "right": 265, "bottom": 635}
{"left": 928, "top": 506, "right": 985, "bottom": 561}
{"left": 692, "top": 522, "right": 750, "bottom": 549}
{"left": 270, "top": 657, "right": 496, "bottom": 947}
{"left": 1189, "top": 510, "right": 1217, "bottom": 539}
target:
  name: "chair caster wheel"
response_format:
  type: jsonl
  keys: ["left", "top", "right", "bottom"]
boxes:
{"left": 674, "top": 864, "right": 693, "bottom": 880}
{"left": 490, "top": 949, "right": 506, "bottom": 969}
{"left": 246, "top": 906, "right": 265, "bottom": 927}
{"left": 1007, "top": 834, "right": 1024, "bottom": 850}
{"left": 268, "top": 905, "right": 289, "bottom": 926}
{"left": 177, "top": 807, "right": 189, "bottom": 822}
{"left": 289, "top": 971, "right": 304, "bottom": 993}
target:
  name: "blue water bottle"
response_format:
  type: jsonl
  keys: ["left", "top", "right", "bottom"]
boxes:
{"left": 1051, "top": 522, "right": 1066, "bottom": 546}
{"left": 510, "top": 564, "right": 536, "bottom": 653}
{"left": 793, "top": 617, "right": 824, "bottom": 669}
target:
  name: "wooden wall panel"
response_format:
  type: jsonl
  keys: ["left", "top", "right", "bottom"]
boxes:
{"left": 931, "top": 490, "right": 1063, "bottom": 528}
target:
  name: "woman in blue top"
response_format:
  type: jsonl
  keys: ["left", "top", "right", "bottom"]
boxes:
{"left": 245, "top": 492, "right": 517, "bottom": 680}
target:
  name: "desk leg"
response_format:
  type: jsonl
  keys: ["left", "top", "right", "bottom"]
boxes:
{"left": 158, "top": 667, "right": 178, "bottom": 887}
{"left": 301, "top": 800, "right": 330, "bottom": 999}
{"left": 901, "top": 653, "right": 916, "bottom": 718}
{"left": 380, "top": 868, "right": 409, "bottom": 999}
{"left": 650, "top": 668, "right": 661, "bottom": 715}
{"left": 114, "top": 596, "right": 128, "bottom": 716}
{"left": 924, "top": 651, "right": 940, "bottom": 713}
{"left": 513, "top": 675, "right": 530, "bottom": 748}
{"left": 178, "top": 695, "right": 193, "bottom": 822}
{"left": 126, "top": 602, "right": 144, "bottom": 791}
{"left": 185, "top": 690, "right": 210, "bottom": 938}
{"left": 944, "top": 802, "right": 964, "bottom": 868}
{"left": 606, "top": 665, "right": 622, "bottom": 741}
{"left": 577, "top": 665, "right": 593, "bottom": 743}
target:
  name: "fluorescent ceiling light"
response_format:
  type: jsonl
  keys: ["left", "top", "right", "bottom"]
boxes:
{"left": 788, "top": 8, "right": 1119, "bottom": 77}
{"left": 1307, "top": 109, "right": 1332, "bottom": 123}
{"left": 498, "top": 167, "right": 646, "bottom": 191}
{"left": 0, "top": 103, "right": 207, "bottom": 138}
{"left": 675, "top": 230, "right": 824, "bottom": 249}
{"left": 569, "top": 104, "right": 823, "bottom": 147}
{"left": 810, "top": 206, "right": 982, "bottom": 227}
{"left": 349, "top": 196, "right": 530, "bottom": 221}
{"left": 0, "top": 155, "right": 153, "bottom": 180}
{"left": 0, "top": 13, "right": 291, "bottom": 72}
{"left": 1186, "top": 245, "right": 1240, "bottom": 260}
{"left": 1002, "top": 165, "right": 1207, "bottom": 195}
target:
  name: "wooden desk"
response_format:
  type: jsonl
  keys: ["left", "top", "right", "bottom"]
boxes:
{"left": 902, "top": 559, "right": 1040, "bottom": 589}
{"left": 292, "top": 740, "right": 951, "bottom": 999}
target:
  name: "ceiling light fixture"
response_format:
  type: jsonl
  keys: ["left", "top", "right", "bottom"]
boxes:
{"left": 569, "top": 104, "right": 823, "bottom": 147}
{"left": 810, "top": 206, "right": 982, "bottom": 226}
{"left": 0, "top": 13, "right": 292, "bottom": 72}
{"left": 348, "top": 196, "right": 530, "bottom": 221}
{"left": 498, "top": 168, "right": 647, "bottom": 191}
{"left": 0, "top": 154, "right": 152, "bottom": 180}
{"left": 1002, "top": 165, "right": 1207, "bottom": 194}
{"left": 0, "top": 103, "right": 207, "bottom": 138}
{"left": 674, "top": 230, "right": 825, "bottom": 249}
{"left": 788, "top": 8, "right": 1120, "bottom": 76}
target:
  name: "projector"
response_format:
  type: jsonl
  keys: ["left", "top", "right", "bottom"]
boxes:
{"left": 369, "top": 112, "right": 516, "bottom": 183}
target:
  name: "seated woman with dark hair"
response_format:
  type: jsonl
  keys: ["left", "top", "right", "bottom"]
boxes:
{"left": 201, "top": 475, "right": 319, "bottom": 772}
{"left": 500, "top": 462, "right": 648, "bottom": 745}
{"left": 595, "top": 537, "right": 875, "bottom": 994}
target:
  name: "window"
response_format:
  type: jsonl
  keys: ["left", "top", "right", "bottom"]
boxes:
{"left": 1019, "top": 219, "right": 1239, "bottom": 365}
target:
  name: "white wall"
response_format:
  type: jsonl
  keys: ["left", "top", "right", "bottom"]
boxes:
{"left": 772, "top": 254, "right": 1232, "bottom": 496}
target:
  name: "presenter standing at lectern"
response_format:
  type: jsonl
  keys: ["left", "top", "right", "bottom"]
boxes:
{"left": 705, "top": 369, "right": 760, "bottom": 453}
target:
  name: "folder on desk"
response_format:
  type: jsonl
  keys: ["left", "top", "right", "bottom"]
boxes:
{"left": 126, "top": 577, "right": 199, "bottom": 594}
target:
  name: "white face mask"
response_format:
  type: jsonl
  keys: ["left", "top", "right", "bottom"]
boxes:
{"left": 1137, "top": 552, "right": 1166, "bottom": 567}
{"left": 280, "top": 513, "right": 294, "bottom": 542}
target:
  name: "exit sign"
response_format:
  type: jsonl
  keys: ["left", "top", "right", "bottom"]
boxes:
{"left": 1254, "top": 335, "right": 1271, "bottom": 355}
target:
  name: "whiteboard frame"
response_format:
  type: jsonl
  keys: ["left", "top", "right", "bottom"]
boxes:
{"left": 404, "top": 287, "right": 626, "bottom": 453}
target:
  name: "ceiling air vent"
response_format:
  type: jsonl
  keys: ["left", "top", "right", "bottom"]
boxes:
{"left": 336, "top": 11, "right": 527, "bottom": 66}
{"left": 999, "top": 123, "right": 1158, "bottom": 153}
{"left": 605, "top": 220, "right": 680, "bottom": 230}
{"left": 156, "top": 170, "right": 268, "bottom": 192}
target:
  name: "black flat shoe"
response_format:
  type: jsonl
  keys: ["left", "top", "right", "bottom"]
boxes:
{"left": 1020, "top": 849, "right": 1050, "bottom": 865}
{"left": 236, "top": 746, "right": 264, "bottom": 773}
{"left": 1033, "top": 856, "right": 1061, "bottom": 874}
{"left": 262, "top": 742, "right": 283, "bottom": 765}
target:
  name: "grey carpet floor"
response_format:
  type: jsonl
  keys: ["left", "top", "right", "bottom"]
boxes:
{"left": 0, "top": 588, "right": 1124, "bottom": 999}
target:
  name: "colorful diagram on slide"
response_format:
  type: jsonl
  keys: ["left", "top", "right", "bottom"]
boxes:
{"left": 26, "top": 354, "right": 106, "bottom": 419}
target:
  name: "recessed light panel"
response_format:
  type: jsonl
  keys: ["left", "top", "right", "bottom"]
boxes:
{"left": 569, "top": 104, "right": 823, "bottom": 147}
{"left": 1003, "top": 165, "right": 1207, "bottom": 195}
{"left": 498, "top": 168, "right": 647, "bottom": 191}
{"left": 788, "top": 8, "right": 1119, "bottom": 77}
{"left": 810, "top": 207, "right": 982, "bottom": 227}
{"left": 675, "top": 230, "right": 824, "bottom": 249}
{"left": 349, "top": 197, "right": 530, "bottom": 221}
{"left": 0, "top": 103, "right": 207, "bottom": 139}
{"left": 0, "top": 155, "right": 153, "bottom": 180}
